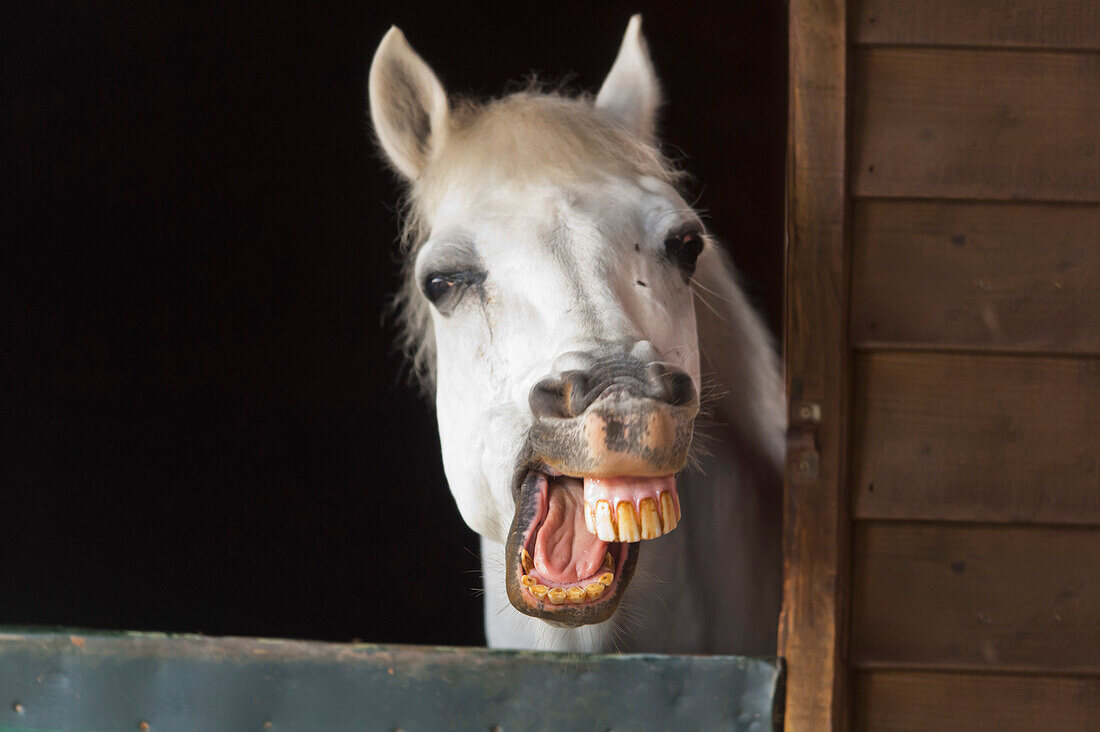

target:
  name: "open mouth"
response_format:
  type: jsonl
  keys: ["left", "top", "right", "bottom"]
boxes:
{"left": 504, "top": 468, "right": 681, "bottom": 626}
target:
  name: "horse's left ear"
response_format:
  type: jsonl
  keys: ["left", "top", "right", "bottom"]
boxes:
{"left": 596, "top": 15, "right": 661, "bottom": 142}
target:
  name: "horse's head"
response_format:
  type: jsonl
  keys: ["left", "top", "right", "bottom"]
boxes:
{"left": 369, "top": 17, "right": 707, "bottom": 627}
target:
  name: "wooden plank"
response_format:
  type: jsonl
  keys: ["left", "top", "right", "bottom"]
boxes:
{"left": 854, "top": 0, "right": 1100, "bottom": 51}
{"left": 852, "top": 48, "right": 1100, "bottom": 202}
{"left": 781, "top": 0, "right": 851, "bottom": 729}
{"left": 852, "top": 352, "right": 1100, "bottom": 524}
{"left": 851, "top": 200, "right": 1100, "bottom": 354}
{"left": 0, "top": 630, "right": 784, "bottom": 731}
{"left": 853, "top": 670, "right": 1100, "bottom": 731}
{"left": 850, "top": 522, "right": 1100, "bottom": 673}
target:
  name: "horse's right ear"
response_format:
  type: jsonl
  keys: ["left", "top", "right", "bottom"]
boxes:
{"left": 596, "top": 15, "right": 661, "bottom": 143}
{"left": 369, "top": 27, "right": 450, "bottom": 181}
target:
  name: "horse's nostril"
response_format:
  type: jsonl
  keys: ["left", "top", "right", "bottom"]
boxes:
{"left": 530, "top": 371, "right": 590, "bottom": 419}
{"left": 644, "top": 363, "right": 697, "bottom": 407}
{"left": 532, "top": 362, "right": 697, "bottom": 420}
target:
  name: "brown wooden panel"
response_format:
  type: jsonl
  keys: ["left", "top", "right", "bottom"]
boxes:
{"left": 851, "top": 199, "right": 1100, "bottom": 353}
{"left": 853, "top": 670, "right": 1100, "bottom": 731}
{"left": 852, "top": 352, "right": 1100, "bottom": 524}
{"left": 854, "top": 0, "right": 1100, "bottom": 51}
{"left": 781, "top": 0, "right": 851, "bottom": 729}
{"left": 851, "top": 522, "right": 1100, "bottom": 673}
{"left": 853, "top": 48, "right": 1100, "bottom": 202}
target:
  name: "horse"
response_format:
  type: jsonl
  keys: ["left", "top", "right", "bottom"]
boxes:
{"left": 367, "top": 16, "right": 783, "bottom": 655}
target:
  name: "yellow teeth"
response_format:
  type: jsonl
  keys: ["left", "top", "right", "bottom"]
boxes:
{"left": 660, "top": 491, "right": 679, "bottom": 532}
{"left": 525, "top": 573, "right": 614, "bottom": 605}
{"left": 616, "top": 502, "right": 641, "bottom": 542}
{"left": 594, "top": 500, "right": 617, "bottom": 542}
{"left": 604, "top": 552, "right": 615, "bottom": 569}
{"left": 522, "top": 549, "right": 533, "bottom": 573}
{"left": 584, "top": 493, "right": 680, "bottom": 542}
{"left": 639, "top": 497, "right": 661, "bottom": 540}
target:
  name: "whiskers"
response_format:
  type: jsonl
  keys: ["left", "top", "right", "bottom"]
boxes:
{"left": 692, "top": 284, "right": 733, "bottom": 328}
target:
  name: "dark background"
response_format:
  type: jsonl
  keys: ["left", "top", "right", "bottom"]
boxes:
{"left": 1, "top": 2, "right": 786, "bottom": 645}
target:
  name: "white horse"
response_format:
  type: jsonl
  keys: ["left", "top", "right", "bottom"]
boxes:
{"left": 368, "top": 16, "right": 783, "bottom": 655}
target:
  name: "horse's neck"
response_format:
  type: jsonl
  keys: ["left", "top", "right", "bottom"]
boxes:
{"left": 481, "top": 247, "right": 784, "bottom": 654}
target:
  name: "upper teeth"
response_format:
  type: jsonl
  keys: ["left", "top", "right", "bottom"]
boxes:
{"left": 586, "top": 492, "right": 679, "bottom": 542}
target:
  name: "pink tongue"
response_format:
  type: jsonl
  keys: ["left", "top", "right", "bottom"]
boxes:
{"left": 533, "top": 480, "right": 608, "bottom": 584}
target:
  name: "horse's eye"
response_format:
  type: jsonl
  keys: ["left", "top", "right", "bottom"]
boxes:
{"left": 664, "top": 230, "right": 705, "bottom": 277}
{"left": 424, "top": 272, "right": 463, "bottom": 304}
{"left": 422, "top": 270, "right": 485, "bottom": 309}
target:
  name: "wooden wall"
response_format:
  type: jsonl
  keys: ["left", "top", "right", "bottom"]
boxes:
{"left": 784, "top": 1, "right": 1100, "bottom": 729}
{"left": 846, "top": 1, "right": 1100, "bottom": 729}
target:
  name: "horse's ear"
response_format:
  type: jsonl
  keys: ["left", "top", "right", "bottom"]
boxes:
{"left": 369, "top": 27, "right": 450, "bottom": 181}
{"left": 596, "top": 15, "right": 661, "bottom": 142}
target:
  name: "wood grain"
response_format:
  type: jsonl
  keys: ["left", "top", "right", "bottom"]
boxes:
{"left": 852, "top": 48, "right": 1100, "bottom": 202}
{"left": 780, "top": 0, "right": 851, "bottom": 728}
{"left": 854, "top": 0, "right": 1100, "bottom": 51}
{"left": 851, "top": 522, "right": 1100, "bottom": 673}
{"left": 851, "top": 199, "right": 1100, "bottom": 353}
{"left": 853, "top": 670, "right": 1100, "bottom": 731}
{"left": 852, "top": 351, "right": 1100, "bottom": 524}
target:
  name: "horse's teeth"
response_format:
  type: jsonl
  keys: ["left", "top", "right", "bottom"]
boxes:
{"left": 616, "top": 502, "right": 641, "bottom": 542}
{"left": 660, "top": 492, "right": 678, "bottom": 533}
{"left": 604, "top": 552, "right": 615, "bottom": 569}
{"left": 594, "top": 501, "right": 617, "bottom": 541}
{"left": 585, "top": 488, "right": 678, "bottom": 542}
{"left": 522, "top": 549, "right": 533, "bottom": 573}
{"left": 528, "top": 580, "right": 610, "bottom": 604}
{"left": 639, "top": 498, "right": 662, "bottom": 539}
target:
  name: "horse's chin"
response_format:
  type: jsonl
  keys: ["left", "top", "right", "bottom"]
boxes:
{"left": 503, "top": 468, "right": 680, "bottom": 627}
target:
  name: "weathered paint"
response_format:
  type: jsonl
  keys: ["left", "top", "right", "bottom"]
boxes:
{"left": 0, "top": 628, "right": 783, "bottom": 731}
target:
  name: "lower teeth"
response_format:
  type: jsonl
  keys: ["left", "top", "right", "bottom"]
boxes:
{"left": 522, "top": 571, "right": 615, "bottom": 603}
